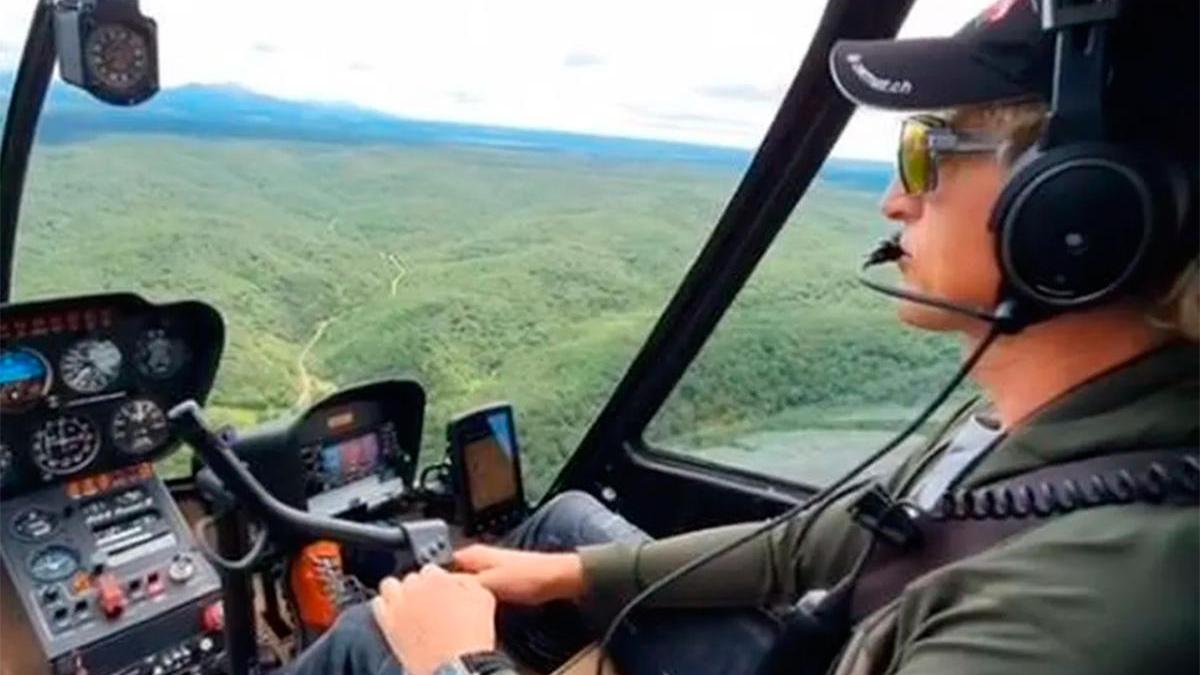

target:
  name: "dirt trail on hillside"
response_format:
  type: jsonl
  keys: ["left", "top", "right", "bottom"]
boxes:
{"left": 291, "top": 248, "right": 409, "bottom": 408}
{"left": 380, "top": 252, "right": 409, "bottom": 297}
{"left": 294, "top": 317, "right": 334, "bottom": 409}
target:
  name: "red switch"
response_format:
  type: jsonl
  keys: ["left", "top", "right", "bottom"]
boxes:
{"left": 146, "top": 574, "right": 165, "bottom": 597}
{"left": 96, "top": 574, "right": 126, "bottom": 619}
{"left": 202, "top": 601, "right": 224, "bottom": 633}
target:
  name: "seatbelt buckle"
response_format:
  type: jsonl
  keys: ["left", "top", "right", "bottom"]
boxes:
{"left": 848, "top": 484, "right": 921, "bottom": 549}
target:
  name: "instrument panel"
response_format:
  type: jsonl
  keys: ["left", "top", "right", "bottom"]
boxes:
{"left": 0, "top": 294, "right": 223, "bottom": 497}
{"left": 0, "top": 463, "right": 224, "bottom": 672}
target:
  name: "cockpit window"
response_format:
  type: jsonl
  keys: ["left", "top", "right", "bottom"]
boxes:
{"left": 5, "top": 0, "right": 826, "bottom": 495}
{"left": 644, "top": 1, "right": 993, "bottom": 486}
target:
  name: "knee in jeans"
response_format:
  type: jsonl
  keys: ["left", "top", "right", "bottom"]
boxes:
{"left": 511, "top": 490, "right": 629, "bottom": 552}
{"left": 541, "top": 490, "right": 606, "bottom": 520}
{"left": 332, "top": 601, "right": 377, "bottom": 634}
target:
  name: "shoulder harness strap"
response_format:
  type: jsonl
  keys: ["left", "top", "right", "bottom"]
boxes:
{"left": 849, "top": 447, "right": 1199, "bottom": 622}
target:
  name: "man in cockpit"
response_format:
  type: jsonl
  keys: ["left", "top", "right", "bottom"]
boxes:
{"left": 283, "top": 2, "right": 1198, "bottom": 674}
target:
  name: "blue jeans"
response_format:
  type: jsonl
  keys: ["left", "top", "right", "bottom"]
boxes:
{"left": 281, "top": 491, "right": 778, "bottom": 675}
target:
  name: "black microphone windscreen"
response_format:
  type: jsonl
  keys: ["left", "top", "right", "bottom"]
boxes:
{"left": 864, "top": 233, "right": 904, "bottom": 269}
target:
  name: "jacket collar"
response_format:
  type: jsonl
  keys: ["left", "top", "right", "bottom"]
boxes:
{"left": 964, "top": 341, "right": 1199, "bottom": 488}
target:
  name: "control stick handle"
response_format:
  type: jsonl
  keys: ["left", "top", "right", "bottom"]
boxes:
{"left": 169, "top": 400, "right": 451, "bottom": 566}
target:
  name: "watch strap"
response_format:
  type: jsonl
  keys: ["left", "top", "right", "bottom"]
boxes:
{"left": 431, "top": 659, "right": 472, "bottom": 675}
{"left": 460, "top": 650, "right": 517, "bottom": 674}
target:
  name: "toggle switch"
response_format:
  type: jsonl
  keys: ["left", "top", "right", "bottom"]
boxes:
{"left": 96, "top": 573, "right": 126, "bottom": 620}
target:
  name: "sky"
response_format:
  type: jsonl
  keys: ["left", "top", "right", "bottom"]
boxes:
{"left": 0, "top": 0, "right": 993, "bottom": 160}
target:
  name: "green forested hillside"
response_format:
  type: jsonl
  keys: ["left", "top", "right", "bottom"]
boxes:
{"left": 13, "top": 134, "right": 963, "bottom": 494}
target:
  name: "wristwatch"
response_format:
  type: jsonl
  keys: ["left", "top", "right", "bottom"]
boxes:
{"left": 431, "top": 651, "right": 516, "bottom": 675}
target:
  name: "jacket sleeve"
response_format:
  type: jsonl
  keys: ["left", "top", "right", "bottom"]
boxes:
{"left": 576, "top": 486, "right": 873, "bottom": 623}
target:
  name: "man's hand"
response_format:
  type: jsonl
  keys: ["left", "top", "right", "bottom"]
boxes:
{"left": 371, "top": 565, "right": 497, "bottom": 675}
{"left": 452, "top": 544, "right": 586, "bottom": 605}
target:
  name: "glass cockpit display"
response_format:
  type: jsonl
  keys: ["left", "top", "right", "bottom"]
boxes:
{"left": 297, "top": 400, "right": 407, "bottom": 501}
{"left": 316, "top": 432, "right": 382, "bottom": 486}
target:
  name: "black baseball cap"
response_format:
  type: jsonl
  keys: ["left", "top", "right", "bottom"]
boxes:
{"left": 827, "top": 0, "right": 1199, "bottom": 130}
{"left": 829, "top": 0, "right": 1050, "bottom": 111}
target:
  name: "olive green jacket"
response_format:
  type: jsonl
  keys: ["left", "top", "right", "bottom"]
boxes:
{"left": 579, "top": 342, "right": 1199, "bottom": 674}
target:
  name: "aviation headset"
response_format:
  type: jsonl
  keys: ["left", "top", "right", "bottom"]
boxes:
{"left": 991, "top": 2, "right": 1196, "bottom": 322}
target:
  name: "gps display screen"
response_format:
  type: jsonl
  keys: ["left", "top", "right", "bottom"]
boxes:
{"left": 463, "top": 411, "right": 519, "bottom": 511}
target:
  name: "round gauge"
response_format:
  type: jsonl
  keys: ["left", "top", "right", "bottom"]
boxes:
{"left": 111, "top": 398, "right": 169, "bottom": 455}
{"left": 28, "top": 545, "right": 80, "bottom": 583}
{"left": 0, "top": 348, "right": 51, "bottom": 412}
{"left": 134, "top": 329, "right": 184, "bottom": 379}
{"left": 32, "top": 416, "right": 102, "bottom": 476}
{"left": 11, "top": 507, "right": 60, "bottom": 542}
{"left": 84, "top": 23, "right": 151, "bottom": 93}
{"left": 60, "top": 338, "right": 123, "bottom": 394}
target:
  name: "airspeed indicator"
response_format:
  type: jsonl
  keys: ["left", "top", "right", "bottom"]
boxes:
{"left": 60, "top": 339, "right": 122, "bottom": 393}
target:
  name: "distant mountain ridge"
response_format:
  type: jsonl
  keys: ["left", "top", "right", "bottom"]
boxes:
{"left": 0, "top": 71, "right": 892, "bottom": 193}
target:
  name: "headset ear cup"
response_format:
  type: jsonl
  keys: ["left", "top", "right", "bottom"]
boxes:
{"left": 992, "top": 143, "right": 1159, "bottom": 310}
{"left": 990, "top": 146, "right": 1044, "bottom": 312}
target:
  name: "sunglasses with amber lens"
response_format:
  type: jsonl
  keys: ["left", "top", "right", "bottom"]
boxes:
{"left": 897, "top": 115, "right": 1004, "bottom": 195}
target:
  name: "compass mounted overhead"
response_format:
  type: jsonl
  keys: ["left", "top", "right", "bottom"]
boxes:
{"left": 53, "top": 0, "right": 159, "bottom": 106}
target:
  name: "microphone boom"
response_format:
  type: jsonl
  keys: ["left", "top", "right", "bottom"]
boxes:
{"left": 859, "top": 235, "right": 1021, "bottom": 331}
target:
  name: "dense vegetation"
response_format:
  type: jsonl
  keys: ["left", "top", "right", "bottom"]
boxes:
{"left": 12, "top": 133, "right": 965, "bottom": 494}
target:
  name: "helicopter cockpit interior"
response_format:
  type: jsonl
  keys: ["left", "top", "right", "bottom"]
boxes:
{"left": 0, "top": 292, "right": 522, "bottom": 674}
{"left": 0, "top": 288, "right": 539, "bottom": 674}
{"left": 0, "top": 0, "right": 997, "bottom": 674}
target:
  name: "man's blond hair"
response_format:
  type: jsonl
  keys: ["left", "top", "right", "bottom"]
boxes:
{"left": 950, "top": 102, "right": 1199, "bottom": 342}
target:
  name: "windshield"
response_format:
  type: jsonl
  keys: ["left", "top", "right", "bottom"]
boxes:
{"left": 2, "top": 1, "right": 975, "bottom": 495}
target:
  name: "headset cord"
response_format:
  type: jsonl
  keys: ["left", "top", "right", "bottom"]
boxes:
{"left": 593, "top": 321, "right": 1005, "bottom": 675}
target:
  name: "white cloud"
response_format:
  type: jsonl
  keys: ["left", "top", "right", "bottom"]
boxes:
{"left": 563, "top": 51, "right": 605, "bottom": 68}
{"left": 0, "top": 41, "right": 20, "bottom": 71}
{"left": 695, "top": 83, "right": 778, "bottom": 104}
{"left": 1, "top": 0, "right": 992, "bottom": 158}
